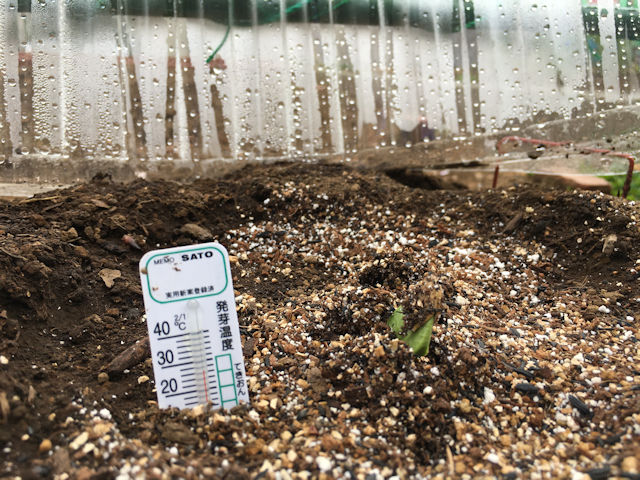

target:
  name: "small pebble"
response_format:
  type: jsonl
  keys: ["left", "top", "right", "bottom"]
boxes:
{"left": 69, "top": 432, "right": 89, "bottom": 450}
{"left": 38, "top": 438, "right": 52, "bottom": 453}
{"left": 137, "top": 375, "right": 150, "bottom": 384}
{"left": 571, "top": 353, "right": 584, "bottom": 366}
{"left": 316, "top": 456, "right": 332, "bottom": 472}
{"left": 456, "top": 295, "right": 469, "bottom": 306}
{"left": 82, "top": 442, "right": 96, "bottom": 454}
{"left": 483, "top": 387, "right": 496, "bottom": 404}
{"left": 622, "top": 456, "right": 638, "bottom": 474}
{"left": 97, "top": 372, "right": 109, "bottom": 384}
{"left": 0, "top": 355, "right": 8, "bottom": 365}
{"left": 459, "top": 398, "right": 472, "bottom": 413}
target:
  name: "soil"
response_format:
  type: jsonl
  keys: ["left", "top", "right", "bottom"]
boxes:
{"left": 0, "top": 162, "right": 639, "bottom": 479}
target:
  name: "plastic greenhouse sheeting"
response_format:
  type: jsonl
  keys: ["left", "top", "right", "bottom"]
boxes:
{"left": 1, "top": 0, "right": 639, "bottom": 182}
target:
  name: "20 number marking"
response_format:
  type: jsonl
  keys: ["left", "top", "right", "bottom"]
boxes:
{"left": 160, "top": 378, "right": 178, "bottom": 393}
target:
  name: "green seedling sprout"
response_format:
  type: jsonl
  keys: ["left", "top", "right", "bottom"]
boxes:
{"left": 387, "top": 307, "right": 435, "bottom": 356}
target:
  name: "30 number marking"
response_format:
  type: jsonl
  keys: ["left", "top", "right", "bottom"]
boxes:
{"left": 157, "top": 349, "right": 174, "bottom": 365}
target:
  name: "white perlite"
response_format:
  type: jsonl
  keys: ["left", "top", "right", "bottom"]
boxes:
{"left": 316, "top": 456, "right": 333, "bottom": 472}
{"left": 99, "top": 409, "right": 112, "bottom": 420}
{"left": 483, "top": 387, "right": 496, "bottom": 404}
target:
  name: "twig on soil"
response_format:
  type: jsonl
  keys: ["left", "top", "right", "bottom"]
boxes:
{"left": 105, "top": 336, "right": 150, "bottom": 375}
{"left": 446, "top": 445, "right": 454, "bottom": 477}
{"left": 0, "top": 392, "right": 9, "bottom": 423}
{"left": 462, "top": 324, "right": 508, "bottom": 334}
{"left": 42, "top": 202, "right": 64, "bottom": 212}
{"left": 568, "top": 394, "right": 593, "bottom": 418}
{"left": 503, "top": 212, "right": 523, "bottom": 234}
{"left": 137, "top": 222, "right": 150, "bottom": 236}
{"left": 19, "top": 195, "right": 61, "bottom": 204}
{"left": 0, "top": 246, "right": 27, "bottom": 261}
{"left": 500, "top": 359, "right": 535, "bottom": 379}
{"left": 549, "top": 240, "right": 570, "bottom": 254}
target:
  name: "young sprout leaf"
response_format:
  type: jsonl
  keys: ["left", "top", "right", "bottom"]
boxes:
{"left": 387, "top": 307, "right": 404, "bottom": 336}
{"left": 402, "top": 315, "right": 435, "bottom": 356}
{"left": 386, "top": 308, "right": 435, "bottom": 356}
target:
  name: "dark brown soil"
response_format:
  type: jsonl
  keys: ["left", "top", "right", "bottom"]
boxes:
{"left": 1, "top": 163, "right": 639, "bottom": 479}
